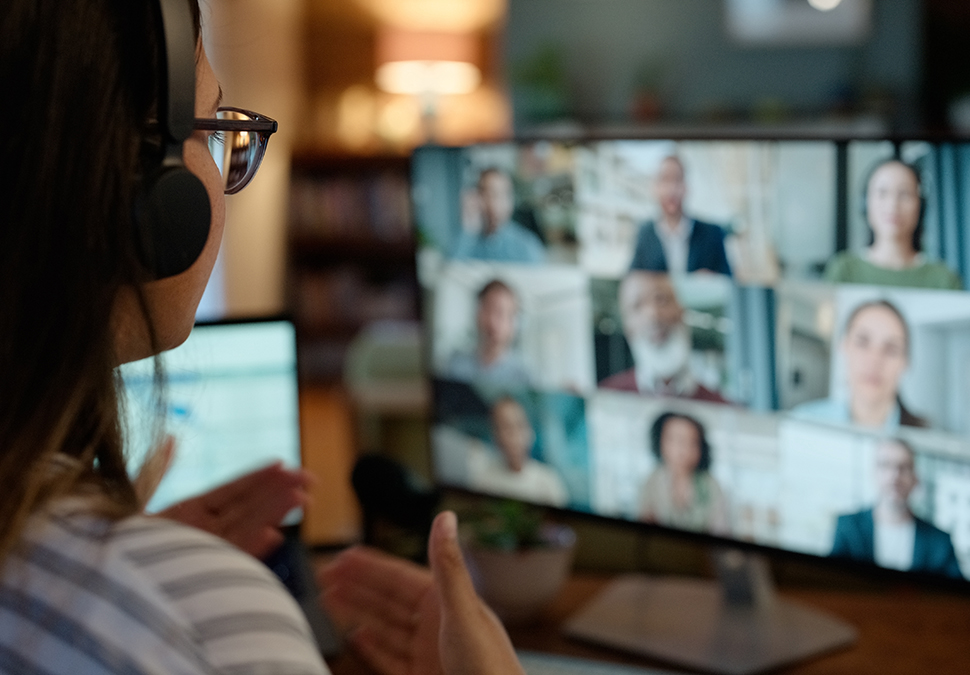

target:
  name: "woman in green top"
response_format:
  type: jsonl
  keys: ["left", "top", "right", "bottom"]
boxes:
{"left": 824, "top": 159, "right": 963, "bottom": 290}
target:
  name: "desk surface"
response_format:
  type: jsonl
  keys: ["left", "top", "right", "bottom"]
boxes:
{"left": 326, "top": 572, "right": 970, "bottom": 675}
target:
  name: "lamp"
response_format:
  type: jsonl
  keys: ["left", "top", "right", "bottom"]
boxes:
{"left": 357, "top": 0, "right": 505, "bottom": 33}
{"left": 375, "top": 28, "right": 481, "bottom": 95}
{"left": 375, "top": 27, "right": 482, "bottom": 140}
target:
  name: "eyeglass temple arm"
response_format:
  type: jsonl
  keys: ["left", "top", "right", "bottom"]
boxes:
{"left": 193, "top": 118, "right": 278, "bottom": 134}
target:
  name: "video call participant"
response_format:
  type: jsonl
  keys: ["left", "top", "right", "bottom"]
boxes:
{"left": 600, "top": 271, "right": 727, "bottom": 402}
{"left": 639, "top": 412, "right": 730, "bottom": 535}
{"left": 445, "top": 279, "right": 532, "bottom": 388}
{"left": 452, "top": 167, "right": 546, "bottom": 264}
{"left": 629, "top": 156, "right": 732, "bottom": 277}
{"left": 824, "top": 159, "right": 962, "bottom": 290}
{"left": 830, "top": 439, "right": 963, "bottom": 579}
{"left": 1, "top": 2, "right": 525, "bottom": 673}
{"left": 468, "top": 397, "right": 569, "bottom": 507}
{"left": 792, "top": 299, "right": 927, "bottom": 431}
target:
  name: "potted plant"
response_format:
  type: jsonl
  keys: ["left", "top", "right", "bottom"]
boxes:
{"left": 461, "top": 500, "right": 577, "bottom": 624}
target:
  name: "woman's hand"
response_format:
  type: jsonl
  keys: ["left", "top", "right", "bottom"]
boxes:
{"left": 319, "top": 511, "right": 525, "bottom": 675}
{"left": 150, "top": 448, "right": 312, "bottom": 558}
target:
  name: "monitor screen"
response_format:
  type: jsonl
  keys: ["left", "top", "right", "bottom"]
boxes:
{"left": 120, "top": 319, "right": 302, "bottom": 515}
{"left": 413, "top": 139, "right": 970, "bottom": 583}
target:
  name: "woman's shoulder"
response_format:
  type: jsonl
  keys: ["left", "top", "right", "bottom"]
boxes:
{"left": 822, "top": 251, "right": 862, "bottom": 281}
{"left": 12, "top": 509, "right": 329, "bottom": 675}
{"left": 789, "top": 397, "right": 847, "bottom": 423}
{"left": 914, "top": 259, "right": 963, "bottom": 290}
{"left": 823, "top": 251, "right": 963, "bottom": 290}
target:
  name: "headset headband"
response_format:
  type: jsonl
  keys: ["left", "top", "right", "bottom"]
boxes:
{"left": 157, "top": 0, "right": 196, "bottom": 153}
{"left": 136, "top": 0, "right": 211, "bottom": 280}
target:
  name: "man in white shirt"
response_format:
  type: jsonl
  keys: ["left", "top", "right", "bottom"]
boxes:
{"left": 829, "top": 439, "right": 963, "bottom": 578}
{"left": 629, "top": 156, "right": 732, "bottom": 277}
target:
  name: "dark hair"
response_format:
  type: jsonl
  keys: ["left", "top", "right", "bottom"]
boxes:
{"left": 842, "top": 300, "right": 928, "bottom": 428}
{"left": 0, "top": 0, "right": 200, "bottom": 561}
{"left": 843, "top": 299, "right": 910, "bottom": 357}
{"left": 863, "top": 158, "right": 925, "bottom": 253}
{"left": 477, "top": 278, "right": 517, "bottom": 304}
{"left": 649, "top": 412, "right": 711, "bottom": 473}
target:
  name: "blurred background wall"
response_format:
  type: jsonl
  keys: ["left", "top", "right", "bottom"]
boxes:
{"left": 194, "top": 0, "right": 970, "bottom": 548}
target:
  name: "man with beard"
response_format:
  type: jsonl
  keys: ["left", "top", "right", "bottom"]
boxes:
{"left": 600, "top": 271, "right": 726, "bottom": 403}
{"left": 830, "top": 439, "right": 963, "bottom": 579}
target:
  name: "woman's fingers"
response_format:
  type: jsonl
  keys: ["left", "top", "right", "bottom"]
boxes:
{"left": 320, "top": 546, "right": 433, "bottom": 611}
{"left": 348, "top": 625, "right": 413, "bottom": 675}
{"left": 206, "top": 464, "right": 311, "bottom": 516}
{"left": 156, "top": 463, "right": 312, "bottom": 557}
{"left": 428, "top": 511, "right": 526, "bottom": 675}
{"left": 427, "top": 512, "right": 478, "bottom": 615}
{"left": 322, "top": 577, "right": 424, "bottom": 633}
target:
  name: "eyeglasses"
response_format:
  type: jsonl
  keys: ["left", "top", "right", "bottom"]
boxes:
{"left": 194, "top": 107, "right": 278, "bottom": 195}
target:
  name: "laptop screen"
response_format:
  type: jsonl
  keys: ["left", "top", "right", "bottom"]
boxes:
{"left": 120, "top": 319, "right": 301, "bottom": 515}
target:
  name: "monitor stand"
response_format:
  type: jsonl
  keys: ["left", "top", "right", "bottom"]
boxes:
{"left": 562, "top": 549, "right": 857, "bottom": 675}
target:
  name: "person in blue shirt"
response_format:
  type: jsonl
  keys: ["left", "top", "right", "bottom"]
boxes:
{"left": 830, "top": 439, "right": 963, "bottom": 579}
{"left": 452, "top": 168, "right": 546, "bottom": 264}
{"left": 444, "top": 279, "right": 532, "bottom": 388}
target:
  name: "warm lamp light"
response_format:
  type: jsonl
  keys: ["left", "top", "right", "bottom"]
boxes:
{"left": 376, "top": 61, "right": 480, "bottom": 95}
{"left": 375, "top": 29, "right": 481, "bottom": 95}
{"left": 808, "top": 0, "right": 843, "bottom": 10}
{"left": 357, "top": 0, "right": 506, "bottom": 33}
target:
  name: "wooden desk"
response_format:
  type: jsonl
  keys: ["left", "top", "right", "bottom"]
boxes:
{"left": 326, "top": 573, "right": 970, "bottom": 675}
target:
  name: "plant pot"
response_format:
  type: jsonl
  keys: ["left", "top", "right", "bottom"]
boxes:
{"left": 463, "top": 524, "right": 577, "bottom": 624}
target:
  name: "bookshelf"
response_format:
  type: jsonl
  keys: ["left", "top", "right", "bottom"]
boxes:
{"left": 287, "top": 153, "right": 419, "bottom": 382}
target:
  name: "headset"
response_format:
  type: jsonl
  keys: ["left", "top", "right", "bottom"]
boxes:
{"left": 135, "top": 0, "right": 212, "bottom": 279}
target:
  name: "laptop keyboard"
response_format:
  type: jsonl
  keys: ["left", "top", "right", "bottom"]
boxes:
{"left": 517, "top": 650, "right": 689, "bottom": 675}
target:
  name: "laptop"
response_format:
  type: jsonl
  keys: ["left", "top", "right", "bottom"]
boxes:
{"left": 120, "top": 317, "right": 341, "bottom": 657}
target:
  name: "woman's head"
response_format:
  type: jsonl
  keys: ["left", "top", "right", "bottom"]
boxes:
{"left": 0, "top": 0, "right": 217, "bottom": 558}
{"left": 650, "top": 412, "right": 711, "bottom": 475}
{"left": 841, "top": 300, "right": 910, "bottom": 406}
{"left": 863, "top": 159, "right": 924, "bottom": 253}
{"left": 115, "top": 47, "right": 227, "bottom": 362}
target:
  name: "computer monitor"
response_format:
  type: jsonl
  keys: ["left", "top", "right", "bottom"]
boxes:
{"left": 411, "top": 138, "right": 970, "bottom": 673}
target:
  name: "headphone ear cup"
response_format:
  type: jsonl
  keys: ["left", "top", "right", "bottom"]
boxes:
{"left": 136, "top": 165, "right": 211, "bottom": 279}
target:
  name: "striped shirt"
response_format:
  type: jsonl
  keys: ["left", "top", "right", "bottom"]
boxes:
{"left": 0, "top": 503, "right": 330, "bottom": 675}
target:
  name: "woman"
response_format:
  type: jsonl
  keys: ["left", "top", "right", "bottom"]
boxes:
{"left": 824, "top": 159, "right": 962, "bottom": 290}
{"left": 639, "top": 412, "right": 729, "bottom": 535}
{"left": 792, "top": 300, "right": 927, "bottom": 431}
{"left": 0, "top": 2, "right": 522, "bottom": 674}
